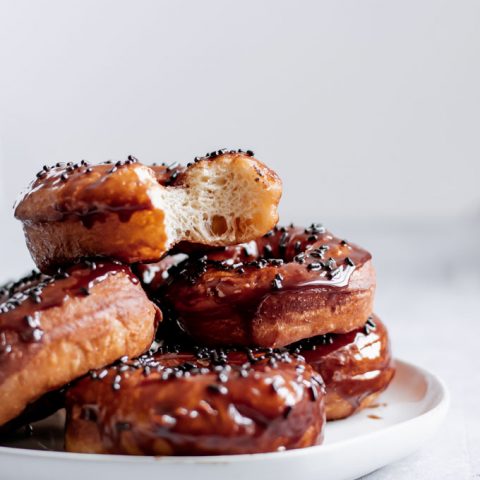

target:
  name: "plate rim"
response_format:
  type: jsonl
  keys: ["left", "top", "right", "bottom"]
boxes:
{"left": 0, "top": 358, "right": 449, "bottom": 464}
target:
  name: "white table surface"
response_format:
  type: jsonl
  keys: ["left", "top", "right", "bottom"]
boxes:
{"left": 0, "top": 215, "right": 478, "bottom": 479}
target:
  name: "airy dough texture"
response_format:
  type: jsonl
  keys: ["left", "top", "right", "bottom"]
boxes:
{"left": 162, "top": 154, "right": 281, "bottom": 246}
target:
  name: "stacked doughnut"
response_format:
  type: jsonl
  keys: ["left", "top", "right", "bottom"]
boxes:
{"left": 139, "top": 224, "right": 395, "bottom": 422}
{"left": 0, "top": 149, "right": 394, "bottom": 456}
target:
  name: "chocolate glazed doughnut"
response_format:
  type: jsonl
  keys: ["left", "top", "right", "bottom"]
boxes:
{"left": 14, "top": 150, "right": 282, "bottom": 273}
{"left": 0, "top": 261, "right": 159, "bottom": 426}
{"left": 160, "top": 224, "right": 375, "bottom": 347}
{"left": 65, "top": 349, "right": 325, "bottom": 455}
{"left": 290, "top": 315, "right": 395, "bottom": 420}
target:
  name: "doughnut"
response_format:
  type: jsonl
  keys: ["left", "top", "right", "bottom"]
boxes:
{"left": 157, "top": 224, "right": 375, "bottom": 347}
{"left": 289, "top": 315, "right": 395, "bottom": 420}
{"left": 14, "top": 150, "right": 282, "bottom": 273}
{"left": 65, "top": 348, "right": 325, "bottom": 455}
{"left": 0, "top": 387, "right": 66, "bottom": 434}
{"left": 0, "top": 261, "right": 160, "bottom": 426}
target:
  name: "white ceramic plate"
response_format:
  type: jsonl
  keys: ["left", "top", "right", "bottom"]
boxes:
{"left": 0, "top": 359, "right": 448, "bottom": 480}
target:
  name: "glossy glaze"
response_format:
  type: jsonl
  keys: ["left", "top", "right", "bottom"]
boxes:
{"left": 134, "top": 253, "right": 188, "bottom": 294}
{"left": 15, "top": 159, "right": 183, "bottom": 226}
{"left": 0, "top": 261, "right": 138, "bottom": 357}
{"left": 66, "top": 349, "right": 325, "bottom": 455}
{"left": 155, "top": 225, "right": 374, "bottom": 347}
{"left": 289, "top": 315, "right": 395, "bottom": 420}
{"left": 0, "top": 259, "right": 158, "bottom": 427}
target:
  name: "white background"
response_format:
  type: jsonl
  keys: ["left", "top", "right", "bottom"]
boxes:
{"left": 0, "top": 1, "right": 479, "bottom": 478}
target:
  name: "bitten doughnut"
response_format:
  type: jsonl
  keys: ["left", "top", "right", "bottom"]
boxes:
{"left": 0, "top": 261, "right": 159, "bottom": 426}
{"left": 158, "top": 224, "right": 375, "bottom": 347}
{"left": 14, "top": 150, "right": 282, "bottom": 273}
{"left": 290, "top": 315, "right": 395, "bottom": 420}
{"left": 65, "top": 348, "right": 325, "bottom": 455}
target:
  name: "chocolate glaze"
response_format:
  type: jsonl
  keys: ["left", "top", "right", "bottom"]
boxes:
{"left": 67, "top": 348, "right": 325, "bottom": 455}
{"left": 15, "top": 158, "right": 184, "bottom": 228}
{"left": 154, "top": 224, "right": 373, "bottom": 346}
{"left": 0, "top": 261, "right": 138, "bottom": 358}
{"left": 289, "top": 315, "right": 395, "bottom": 419}
{"left": 16, "top": 152, "right": 253, "bottom": 229}
{"left": 168, "top": 224, "right": 370, "bottom": 288}
{"left": 134, "top": 254, "right": 188, "bottom": 294}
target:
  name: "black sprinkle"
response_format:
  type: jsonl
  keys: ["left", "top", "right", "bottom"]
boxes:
{"left": 207, "top": 384, "right": 228, "bottom": 395}
{"left": 269, "top": 259, "right": 284, "bottom": 266}
{"left": 326, "top": 258, "right": 337, "bottom": 270}
{"left": 309, "top": 384, "right": 319, "bottom": 401}
{"left": 345, "top": 257, "right": 355, "bottom": 267}
{"left": 294, "top": 253, "right": 305, "bottom": 264}
{"left": 364, "top": 316, "right": 376, "bottom": 334}
{"left": 272, "top": 273, "right": 284, "bottom": 290}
